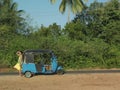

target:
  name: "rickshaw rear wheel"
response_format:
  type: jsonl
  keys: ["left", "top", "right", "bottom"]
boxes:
{"left": 24, "top": 71, "right": 32, "bottom": 78}
{"left": 57, "top": 69, "right": 64, "bottom": 75}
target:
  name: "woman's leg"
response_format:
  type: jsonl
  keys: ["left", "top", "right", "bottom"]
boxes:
{"left": 18, "top": 70, "right": 21, "bottom": 75}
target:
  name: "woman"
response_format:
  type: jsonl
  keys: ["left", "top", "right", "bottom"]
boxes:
{"left": 14, "top": 50, "right": 23, "bottom": 76}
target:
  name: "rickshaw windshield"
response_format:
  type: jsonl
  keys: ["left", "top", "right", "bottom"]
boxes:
{"left": 23, "top": 53, "right": 34, "bottom": 63}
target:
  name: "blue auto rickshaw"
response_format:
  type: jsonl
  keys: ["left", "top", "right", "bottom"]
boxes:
{"left": 22, "top": 49, "right": 64, "bottom": 78}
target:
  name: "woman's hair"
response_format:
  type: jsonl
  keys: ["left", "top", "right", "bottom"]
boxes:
{"left": 16, "top": 50, "right": 23, "bottom": 55}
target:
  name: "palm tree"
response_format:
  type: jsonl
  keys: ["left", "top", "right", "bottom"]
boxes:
{"left": 0, "top": 0, "right": 24, "bottom": 30}
{"left": 50, "top": 0, "right": 87, "bottom": 22}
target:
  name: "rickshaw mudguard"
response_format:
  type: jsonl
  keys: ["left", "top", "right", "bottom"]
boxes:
{"left": 57, "top": 66, "right": 63, "bottom": 71}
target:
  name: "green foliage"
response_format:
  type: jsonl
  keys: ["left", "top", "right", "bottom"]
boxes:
{"left": 64, "top": 21, "right": 87, "bottom": 41}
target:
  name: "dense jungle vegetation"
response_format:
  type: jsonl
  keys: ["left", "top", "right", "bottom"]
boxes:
{"left": 0, "top": 0, "right": 120, "bottom": 69}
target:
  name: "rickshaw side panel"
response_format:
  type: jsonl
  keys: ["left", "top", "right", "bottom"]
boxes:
{"left": 22, "top": 63, "right": 37, "bottom": 74}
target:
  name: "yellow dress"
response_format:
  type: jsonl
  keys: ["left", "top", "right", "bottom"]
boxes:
{"left": 14, "top": 56, "right": 22, "bottom": 71}
{"left": 14, "top": 63, "right": 21, "bottom": 70}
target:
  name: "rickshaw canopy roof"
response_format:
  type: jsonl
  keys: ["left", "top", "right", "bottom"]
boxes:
{"left": 23, "top": 49, "right": 55, "bottom": 63}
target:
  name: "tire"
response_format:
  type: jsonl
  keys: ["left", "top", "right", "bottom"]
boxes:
{"left": 24, "top": 71, "right": 32, "bottom": 78}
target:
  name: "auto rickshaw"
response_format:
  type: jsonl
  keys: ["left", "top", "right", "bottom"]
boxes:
{"left": 22, "top": 49, "right": 64, "bottom": 78}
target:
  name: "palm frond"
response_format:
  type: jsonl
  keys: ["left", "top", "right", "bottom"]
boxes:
{"left": 10, "top": 2, "right": 17, "bottom": 10}
{"left": 59, "top": 0, "right": 66, "bottom": 14}
{"left": 50, "top": 0, "right": 57, "bottom": 4}
{"left": 17, "top": 10, "right": 24, "bottom": 13}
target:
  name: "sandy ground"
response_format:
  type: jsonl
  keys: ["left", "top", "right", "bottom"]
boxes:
{"left": 0, "top": 73, "right": 120, "bottom": 90}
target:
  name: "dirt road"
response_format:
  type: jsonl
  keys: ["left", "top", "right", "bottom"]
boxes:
{"left": 0, "top": 73, "right": 120, "bottom": 90}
